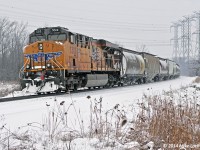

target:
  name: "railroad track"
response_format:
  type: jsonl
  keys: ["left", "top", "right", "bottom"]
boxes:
{"left": 0, "top": 92, "right": 67, "bottom": 103}
{"left": 0, "top": 79, "right": 172, "bottom": 103}
{"left": 0, "top": 86, "right": 114, "bottom": 103}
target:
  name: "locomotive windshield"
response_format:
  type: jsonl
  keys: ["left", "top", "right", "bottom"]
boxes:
{"left": 30, "top": 35, "right": 46, "bottom": 43}
{"left": 29, "top": 27, "right": 68, "bottom": 44}
{"left": 48, "top": 34, "right": 67, "bottom": 41}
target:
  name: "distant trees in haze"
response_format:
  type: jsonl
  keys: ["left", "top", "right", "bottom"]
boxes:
{"left": 136, "top": 44, "right": 149, "bottom": 53}
{"left": 0, "top": 18, "right": 28, "bottom": 81}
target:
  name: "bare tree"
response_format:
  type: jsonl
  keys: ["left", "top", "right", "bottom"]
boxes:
{"left": 136, "top": 44, "right": 149, "bottom": 53}
{"left": 0, "top": 18, "right": 28, "bottom": 81}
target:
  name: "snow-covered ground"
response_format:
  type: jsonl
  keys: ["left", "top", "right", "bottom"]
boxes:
{"left": 0, "top": 81, "right": 20, "bottom": 97}
{"left": 0, "top": 76, "right": 194, "bottom": 129}
{"left": 0, "top": 76, "right": 197, "bottom": 149}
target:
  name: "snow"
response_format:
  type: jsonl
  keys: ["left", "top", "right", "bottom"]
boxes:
{"left": 23, "top": 80, "right": 59, "bottom": 93}
{"left": 0, "top": 81, "right": 20, "bottom": 97}
{"left": 0, "top": 76, "right": 197, "bottom": 149}
{"left": 0, "top": 76, "right": 194, "bottom": 129}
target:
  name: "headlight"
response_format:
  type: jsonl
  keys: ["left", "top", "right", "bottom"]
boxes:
{"left": 26, "top": 64, "right": 30, "bottom": 69}
{"left": 47, "top": 63, "right": 51, "bottom": 68}
{"left": 38, "top": 43, "right": 43, "bottom": 50}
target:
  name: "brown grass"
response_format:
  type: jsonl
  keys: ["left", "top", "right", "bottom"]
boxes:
{"left": 134, "top": 89, "right": 200, "bottom": 149}
{"left": 0, "top": 81, "right": 20, "bottom": 97}
{"left": 193, "top": 76, "right": 200, "bottom": 83}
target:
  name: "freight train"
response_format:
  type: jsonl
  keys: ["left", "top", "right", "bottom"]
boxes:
{"left": 19, "top": 27, "right": 180, "bottom": 93}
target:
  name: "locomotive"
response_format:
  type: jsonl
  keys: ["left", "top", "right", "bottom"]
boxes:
{"left": 19, "top": 27, "right": 180, "bottom": 93}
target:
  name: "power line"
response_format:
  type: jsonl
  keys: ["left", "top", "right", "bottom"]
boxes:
{"left": 0, "top": 3, "right": 173, "bottom": 50}
{"left": 0, "top": 1, "right": 175, "bottom": 23}
{"left": 0, "top": 4, "right": 169, "bottom": 28}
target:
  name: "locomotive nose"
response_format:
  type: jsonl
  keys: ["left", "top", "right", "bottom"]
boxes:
{"left": 23, "top": 41, "right": 64, "bottom": 71}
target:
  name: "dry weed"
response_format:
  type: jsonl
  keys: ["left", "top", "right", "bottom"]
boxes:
{"left": 193, "top": 76, "right": 200, "bottom": 83}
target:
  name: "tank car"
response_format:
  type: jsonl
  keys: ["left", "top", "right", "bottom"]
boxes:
{"left": 120, "top": 48, "right": 145, "bottom": 84}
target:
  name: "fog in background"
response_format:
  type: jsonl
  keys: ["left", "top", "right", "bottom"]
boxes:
{"left": 0, "top": 0, "right": 200, "bottom": 58}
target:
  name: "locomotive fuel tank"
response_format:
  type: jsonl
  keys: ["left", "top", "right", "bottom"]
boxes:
{"left": 121, "top": 51, "right": 145, "bottom": 77}
{"left": 84, "top": 74, "right": 108, "bottom": 87}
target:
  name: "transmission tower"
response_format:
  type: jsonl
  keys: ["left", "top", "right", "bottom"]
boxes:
{"left": 179, "top": 17, "right": 193, "bottom": 64}
{"left": 171, "top": 11, "right": 200, "bottom": 76}
{"left": 191, "top": 11, "right": 200, "bottom": 75}
{"left": 171, "top": 22, "right": 181, "bottom": 63}
{"left": 193, "top": 11, "right": 200, "bottom": 61}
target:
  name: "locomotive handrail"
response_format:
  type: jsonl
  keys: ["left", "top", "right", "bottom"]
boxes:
{"left": 51, "top": 59, "right": 62, "bottom": 73}
{"left": 51, "top": 56, "right": 64, "bottom": 77}
{"left": 19, "top": 58, "right": 29, "bottom": 79}
{"left": 55, "top": 56, "right": 65, "bottom": 69}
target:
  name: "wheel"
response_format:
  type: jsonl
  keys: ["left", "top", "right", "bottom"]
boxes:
{"left": 73, "top": 85, "right": 78, "bottom": 92}
{"left": 143, "top": 78, "right": 146, "bottom": 84}
{"left": 55, "top": 89, "right": 61, "bottom": 94}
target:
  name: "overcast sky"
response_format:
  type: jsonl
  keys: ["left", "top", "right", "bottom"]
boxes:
{"left": 0, "top": 0, "right": 200, "bottom": 58}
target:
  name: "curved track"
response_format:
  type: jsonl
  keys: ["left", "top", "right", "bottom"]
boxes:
{"left": 0, "top": 78, "right": 178, "bottom": 103}
{"left": 0, "top": 92, "right": 66, "bottom": 102}
{"left": 0, "top": 84, "right": 133, "bottom": 103}
{"left": 0, "top": 86, "right": 113, "bottom": 102}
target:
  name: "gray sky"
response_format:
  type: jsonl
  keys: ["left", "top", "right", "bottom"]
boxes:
{"left": 0, "top": 0, "right": 200, "bottom": 58}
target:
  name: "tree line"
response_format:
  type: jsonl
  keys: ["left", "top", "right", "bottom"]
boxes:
{"left": 0, "top": 18, "right": 28, "bottom": 81}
